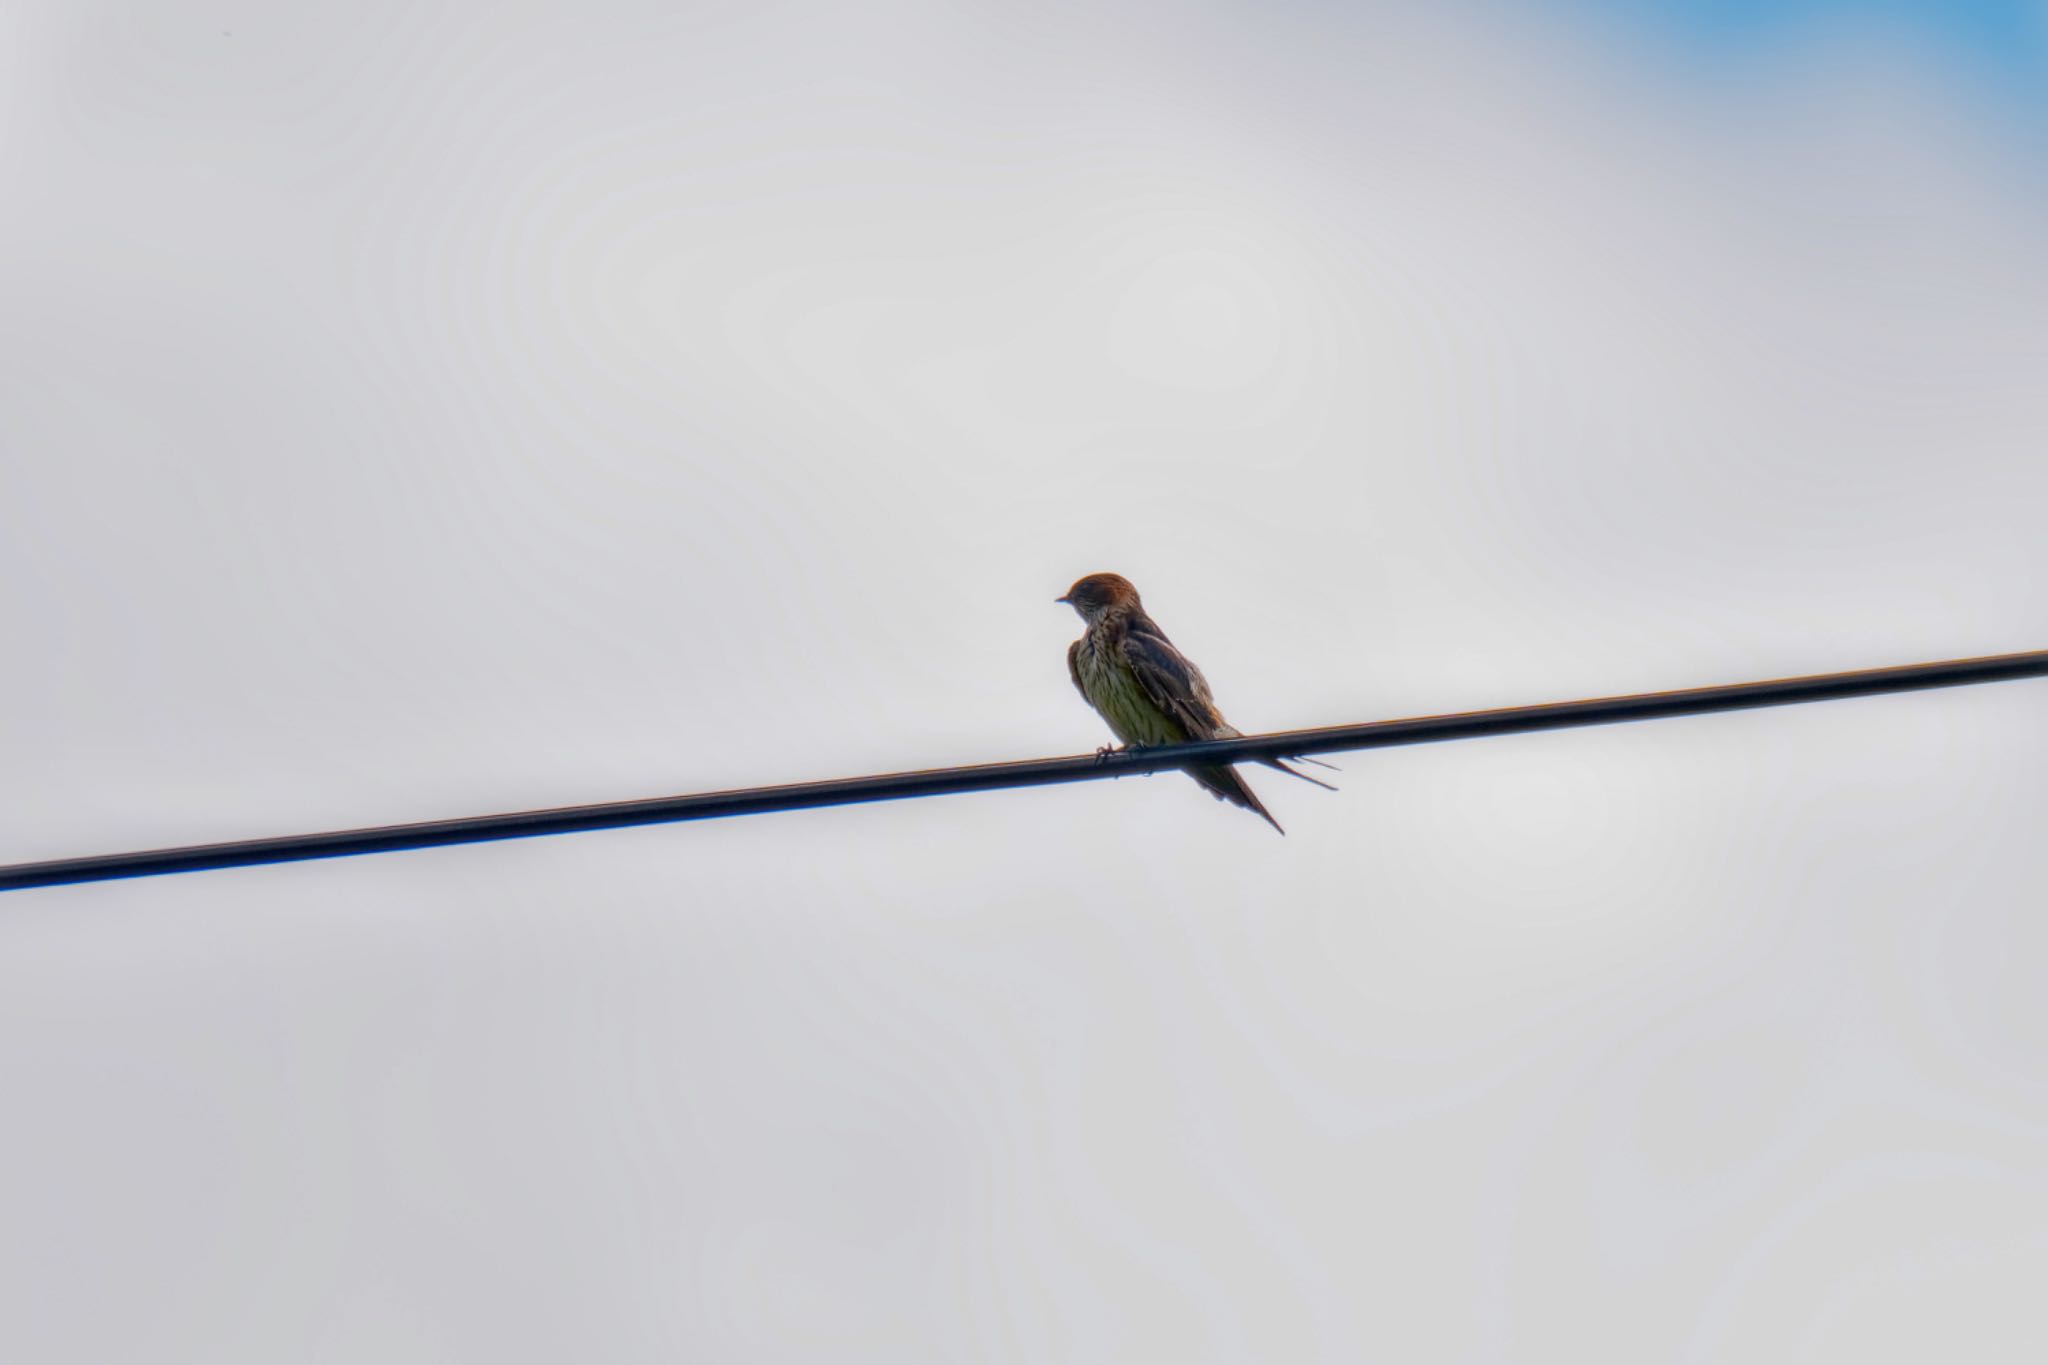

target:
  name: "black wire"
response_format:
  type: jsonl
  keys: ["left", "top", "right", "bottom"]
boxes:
{"left": 4, "top": 649, "right": 2044, "bottom": 892}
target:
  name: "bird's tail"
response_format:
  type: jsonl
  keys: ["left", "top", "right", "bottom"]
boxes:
{"left": 1209, "top": 724, "right": 1341, "bottom": 794}
{"left": 1188, "top": 764, "right": 1286, "bottom": 835}
{"left": 1260, "top": 755, "right": 1339, "bottom": 791}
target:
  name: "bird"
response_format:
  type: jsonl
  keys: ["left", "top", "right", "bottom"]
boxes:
{"left": 1058, "top": 572, "right": 1333, "bottom": 833}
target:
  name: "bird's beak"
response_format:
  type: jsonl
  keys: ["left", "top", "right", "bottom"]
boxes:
{"left": 1054, "top": 595, "right": 1070, "bottom": 604}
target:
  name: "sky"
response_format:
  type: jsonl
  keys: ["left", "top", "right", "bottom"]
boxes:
{"left": 1582, "top": 0, "right": 2043, "bottom": 70}
{"left": 4, "top": 1, "right": 2047, "bottom": 1360}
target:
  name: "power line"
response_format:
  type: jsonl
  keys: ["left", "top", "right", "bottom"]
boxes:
{"left": 4, "top": 649, "right": 2044, "bottom": 892}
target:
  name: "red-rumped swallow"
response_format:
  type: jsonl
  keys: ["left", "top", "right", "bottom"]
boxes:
{"left": 1058, "top": 572, "right": 1332, "bottom": 833}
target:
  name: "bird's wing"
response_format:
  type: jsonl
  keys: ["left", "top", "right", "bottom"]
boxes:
{"left": 1117, "top": 614, "right": 1333, "bottom": 825}
{"left": 1066, "top": 639, "right": 1086, "bottom": 701}
{"left": 1119, "top": 617, "right": 1228, "bottom": 741}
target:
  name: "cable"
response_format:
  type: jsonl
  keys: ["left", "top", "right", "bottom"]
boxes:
{"left": 4, "top": 649, "right": 2044, "bottom": 892}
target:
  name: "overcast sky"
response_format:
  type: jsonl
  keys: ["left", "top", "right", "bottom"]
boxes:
{"left": 5, "top": 1, "right": 2048, "bottom": 1361}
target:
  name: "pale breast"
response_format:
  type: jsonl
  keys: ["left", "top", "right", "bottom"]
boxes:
{"left": 1075, "top": 634, "right": 1186, "bottom": 747}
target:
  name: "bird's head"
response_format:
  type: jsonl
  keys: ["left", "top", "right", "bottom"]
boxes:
{"left": 1056, "top": 572, "right": 1142, "bottom": 622}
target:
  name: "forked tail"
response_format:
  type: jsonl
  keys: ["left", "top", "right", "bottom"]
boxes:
{"left": 1188, "top": 764, "right": 1287, "bottom": 835}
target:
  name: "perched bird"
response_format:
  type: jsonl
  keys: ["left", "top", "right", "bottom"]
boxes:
{"left": 1058, "top": 572, "right": 1332, "bottom": 833}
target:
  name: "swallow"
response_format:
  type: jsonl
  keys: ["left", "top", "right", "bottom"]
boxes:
{"left": 1058, "top": 572, "right": 1333, "bottom": 833}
